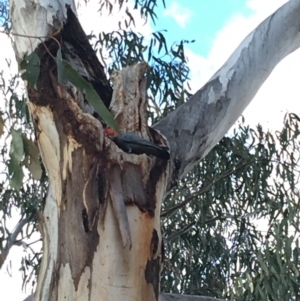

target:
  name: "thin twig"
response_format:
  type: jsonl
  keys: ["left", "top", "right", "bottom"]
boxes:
{"left": 0, "top": 27, "right": 62, "bottom": 59}
{"left": 0, "top": 215, "right": 32, "bottom": 269}
{"left": 0, "top": 26, "right": 62, "bottom": 41}
{"left": 161, "top": 159, "right": 248, "bottom": 217}
{"left": 165, "top": 221, "right": 195, "bottom": 242}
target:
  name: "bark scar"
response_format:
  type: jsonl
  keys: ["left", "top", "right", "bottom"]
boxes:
{"left": 108, "top": 164, "right": 132, "bottom": 249}
{"left": 83, "top": 163, "right": 100, "bottom": 231}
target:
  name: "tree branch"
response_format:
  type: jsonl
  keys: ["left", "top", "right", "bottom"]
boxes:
{"left": 155, "top": 0, "right": 300, "bottom": 191}
{"left": 0, "top": 215, "right": 32, "bottom": 268}
{"left": 161, "top": 159, "right": 246, "bottom": 217}
{"left": 165, "top": 221, "right": 195, "bottom": 242}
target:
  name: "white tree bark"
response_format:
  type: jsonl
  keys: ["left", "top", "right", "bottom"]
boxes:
{"left": 10, "top": 0, "right": 75, "bottom": 60}
{"left": 10, "top": 0, "right": 300, "bottom": 301}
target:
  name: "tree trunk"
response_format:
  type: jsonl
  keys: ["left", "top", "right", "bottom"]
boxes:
{"left": 11, "top": 2, "right": 167, "bottom": 301}
{"left": 31, "top": 58, "right": 168, "bottom": 301}
{"left": 10, "top": 0, "right": 300, "bottom": 301}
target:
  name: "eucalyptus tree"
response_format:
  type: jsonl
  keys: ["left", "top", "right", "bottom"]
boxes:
{"left": 1, "top": 0, "right": 300, "bottom": 300}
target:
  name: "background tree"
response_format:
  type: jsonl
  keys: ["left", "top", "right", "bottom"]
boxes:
{"left": 1, "top": 0, "right": 300, "bottom": 301}
{"left": 161, "top": 114, "right": 300, "bottom": 300}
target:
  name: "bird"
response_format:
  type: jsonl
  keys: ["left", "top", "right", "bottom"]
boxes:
{"left": 104, "top": 127, "right": 170, "bottom": 160}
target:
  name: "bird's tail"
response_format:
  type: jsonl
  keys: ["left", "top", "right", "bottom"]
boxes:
{"left": 155, "top": 146, "right": 170, "bottom": 160}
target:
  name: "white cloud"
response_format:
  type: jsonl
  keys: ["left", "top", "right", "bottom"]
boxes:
{"left": 0, "top": 34, "right": 18, "bottom": 83}
{"left": 0, "top": 208, "right": 42, "bottom": 301}
{"left": 0, "top": 246, "right": 30, "bottom": 300}
{"left": 77, "top": 0, "right": 153, "bottom": 67}
{"left": 164, "top": 2, "right": 193, "bottom": 28}
{"left": 77, "top": 0, "right": 152, "bottom": 36}
{"left": 246, "top": 0, "right": 288, "bottom": 15}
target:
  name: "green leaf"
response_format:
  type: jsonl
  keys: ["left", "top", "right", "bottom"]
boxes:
{"left": 56, "top": 48, "right": 65, "bottom": 84}
{"left": 246, "top": 272, "right": 254, "bottom": 293}
{"left": 8, "top": 130, "right": 25, "bottom": 190}
{"left": 8, "top": 155, "right": 18, "bottom": 175}
{"left": 24, "top": 155, "right": 42, "bottom": 181}
{"left": 23, "top": 136, "right": 42, "bottom": 180}
{"left": 258, "top": 251, "right": 269, "bottom": 276}
{"left": 20, "top": 53, "right": 40, "bottom": 87}
{"left": 0, "top": 114, "right": 4, "bottom": 137}
{"left": 9, "top": 164, "right": 24, "bottom": 191}
{"left": 23, "top": 136, "right": 39, "bottom": 163}
{"left": 60, "top": 58, "right": 119, "bottom": 133}
{"left": 10, "top": 130, "right": 24, "bottom": 162}
{"left": 28, "top": 158, "right": 42, "bottom": 180}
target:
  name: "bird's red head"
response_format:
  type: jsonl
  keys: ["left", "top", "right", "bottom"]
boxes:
{"left": 104, "top": 127, "right": 118, "bottom": 138}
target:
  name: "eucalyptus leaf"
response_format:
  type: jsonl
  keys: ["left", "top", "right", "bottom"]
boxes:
{"left": 10, "top": 130, "right": 24, "bottom": 162}
{"left": 60, "top": 58, "right": 119, "bottom": 133}
{"left": 9, "top": 164, "right": 24, "bottom": 191}
{"left": 28, "top": 158, "right": 42, "bottom": 180}
{"left": 22, "top": 136, "right": 42, "bottom": 180}
{"left": 56, "top": 48, "right": 65, "bottom": 84}
{"left": 0, "top": 115, "right": 4, "bottom": 137}
{"left": 23, "top": 136, "right": 39, "bottom": 163}
{"left": 20, "top": 52, "right": 40, "bottom": 87}
{"left": 8, "top": 155, "right": 18, "bottom": 175}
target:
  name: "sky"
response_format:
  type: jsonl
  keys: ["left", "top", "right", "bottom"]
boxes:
{"left": 155, "top": 0, "right": 253, "bottom": 56}
{"left": 1, "top": 0, "right": 299, "bottom": 300}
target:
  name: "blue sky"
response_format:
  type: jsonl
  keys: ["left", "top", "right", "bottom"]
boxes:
{"left": 153, "top": 0, "right": 252, "bottom": 56}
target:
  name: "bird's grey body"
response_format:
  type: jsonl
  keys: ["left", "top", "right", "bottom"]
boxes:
{"left": 111, "top": 132, "right": 170, "bottom": 160}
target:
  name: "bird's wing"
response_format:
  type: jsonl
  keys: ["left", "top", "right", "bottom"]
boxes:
{"left": 121, "top": 133, "right": 169, "bottom": 151}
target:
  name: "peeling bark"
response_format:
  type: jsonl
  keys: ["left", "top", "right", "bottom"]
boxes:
{"left": 108, "top": 164, "right": 132, "bottom": 248}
